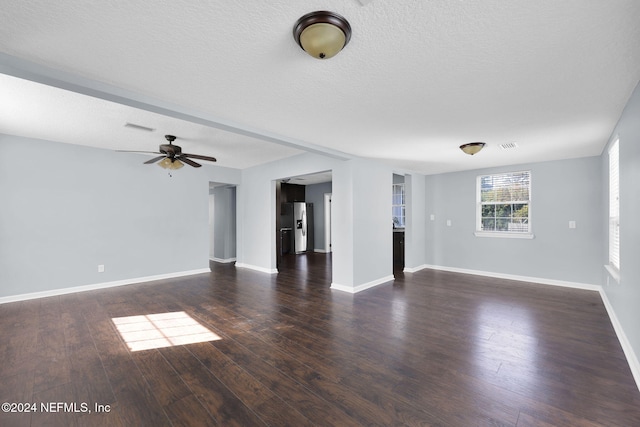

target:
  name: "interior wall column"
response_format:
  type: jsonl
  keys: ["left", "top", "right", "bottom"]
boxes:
{"left": 404, "top": 173, "right": 427, "bottom": 271}
{"left": 331, "top": 158, "right": 393, "bottom": 292}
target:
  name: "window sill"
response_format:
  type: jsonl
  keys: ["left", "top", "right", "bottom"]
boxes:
{"left": 604, "top": 264, "right": 620, "bottom": 284}
{"left": 474, "top": 231, "right": 535, "bottom": 239}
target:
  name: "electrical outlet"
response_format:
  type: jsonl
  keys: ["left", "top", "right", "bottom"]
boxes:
{"left": 98, "top": 264, "right": 105, "bottom": 273}
{"left": 430, "top": 214, "right": 435, "bottom": 221}
{"left": 446, "top": 220, "right": 452, "bottom": 227}
{"left": 569, "top": 221, "right": 576, "bottom": 229}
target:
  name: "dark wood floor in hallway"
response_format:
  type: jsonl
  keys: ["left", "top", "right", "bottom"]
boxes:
{"left": 1, "top": 253, "right": 639, "bottom": 426}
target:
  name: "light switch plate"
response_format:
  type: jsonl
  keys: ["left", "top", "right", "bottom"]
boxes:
{"left": 569, "top": 221, "right": 576, "bottom": 229}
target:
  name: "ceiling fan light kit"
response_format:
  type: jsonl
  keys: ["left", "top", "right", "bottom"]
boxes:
{"left": 118, "top": 134, "right": 217, "bottom": 171}
{"left": 460, "top": 142, "right": 486, "bottom": 155}
{"left": 158, "top": 157, "right": 184, "bottom": 170}
{"left": 293, "top": 11, "right": 352, "bottom": 59}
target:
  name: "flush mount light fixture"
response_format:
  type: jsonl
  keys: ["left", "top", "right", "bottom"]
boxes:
{"left": 460, "top": 142, "right": 486, "bottom": 155}
{"left": 293, "top": 11, "right": 352, "bottom": 59}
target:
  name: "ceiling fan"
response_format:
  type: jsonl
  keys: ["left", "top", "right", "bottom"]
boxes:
{"left": 120, "top": 134, "right": 217, "bottom": 169}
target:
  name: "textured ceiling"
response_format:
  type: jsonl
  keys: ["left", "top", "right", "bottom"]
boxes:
{"left": 1, "top": 1, "right": 639, "bottom": 174}
{"left": 0, "top": 73, "right": 303, "bottom": 169}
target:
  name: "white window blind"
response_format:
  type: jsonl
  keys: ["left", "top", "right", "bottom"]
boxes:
{"left": 477, "top": 171, "right": 531, "bottom": 234}
{"left": 392, "top": 183, "right": 405, "bottom": 228}
{"left": 609, "top": 139, "right": 620, "bottom": 270}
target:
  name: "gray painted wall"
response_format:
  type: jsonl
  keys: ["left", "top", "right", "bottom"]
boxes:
{"left": 0, "top": 134, "right": 240, "bottom": 298}
{"left": 404, "top": 173, "right": 427, "bottom": 270}
{"left": 305, "top": 181, "right": 332, "bottom": 251}
{"left": 424, "top": 156, "right": 603, "bottom": 285}
{"left": 350, "top": 158, "right": 394, "bottom": 286}
{"left": 393, "top": 173, "right": 405, "bottom": 184}
{"left": 601, "top": 81, "right": 640, "bottom": 370}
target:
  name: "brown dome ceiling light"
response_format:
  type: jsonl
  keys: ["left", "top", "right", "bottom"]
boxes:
{"left": 460, "top": 142, "right": 486, "bottom": 155}
{"left": 293, "top": 11, "right": 352, "bottom": 59}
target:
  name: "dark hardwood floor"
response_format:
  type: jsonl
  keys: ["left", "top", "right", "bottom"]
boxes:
{"left": 1, "top": 252, "right": 639, "bottom": 426}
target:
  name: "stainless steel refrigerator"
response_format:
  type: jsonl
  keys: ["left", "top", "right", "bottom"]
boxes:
{"left": 292, "top": 202, "right": 313, "bottom": 254}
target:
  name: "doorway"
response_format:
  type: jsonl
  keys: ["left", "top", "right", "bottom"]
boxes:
{"left": 392, "top": 174, "right": 405, "bottom": 274}
{"left": 275, "top": 172, "right": 332, "bottom": 278}
{"left": 209, "top": 183, "right": 237, "bottom": 265}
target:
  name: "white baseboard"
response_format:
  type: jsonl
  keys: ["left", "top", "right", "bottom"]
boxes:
{"left": 210, "top": 257, "right": 236, "bottom": 264}
{"left": 235, "top": 263, "right": 278, "bottom": 274}
{"left": 599, "top": 289, "right": 640, "bottom": 392}
{"left": 0, "top": 268, "right": 211, "bottom": 305}
{"left": 313, "top": 249, "right": 331, "bottom": 254}
{"left": 422, "top": 264, "right": 600, "bottom": 291}
{"left": 331, "top": 275, "right": 394, "bottom": 294}
{"left": 403, "top": 264, "right": 429, "bottom": 273}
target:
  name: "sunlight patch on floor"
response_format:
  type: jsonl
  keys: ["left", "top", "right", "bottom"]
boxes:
{"left": 112, "top": 311, "right": 221, "bottom": 352}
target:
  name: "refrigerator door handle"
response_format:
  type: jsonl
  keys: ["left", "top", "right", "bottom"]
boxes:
{"left": 301, "top": 210, "right": 306, "bottom": 236}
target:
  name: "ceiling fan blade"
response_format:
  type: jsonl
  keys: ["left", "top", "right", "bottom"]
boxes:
{"left": 144, "top": 155, "right": 166, "bottom": 164}
{"left": 182, "top": 153, "right": 217, "bottom": 163}
{"left": 116, "top": 150, "right": 162, "bottom": 154}
{"left": 178, "top": 156, "right": 202, "bottom": 168}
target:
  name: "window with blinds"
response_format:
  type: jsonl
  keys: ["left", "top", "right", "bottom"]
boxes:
{"left": 477, "top": 171, "right": 531, "bottom": 235}
{"left": 392, "top": 183, "right": 405, "bottom": 228}
{"left": 609, "top": 139, "right": 620, "bottom": 271}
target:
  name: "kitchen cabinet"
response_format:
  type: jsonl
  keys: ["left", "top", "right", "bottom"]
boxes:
{"left": 393, "top": 230, "right": 404, "bottom": 270}
{"left": 281, "top": 183, "right": 305, "bottom": 204}
{"left": 281, "top": 228, "right": 292, "bottom": 255}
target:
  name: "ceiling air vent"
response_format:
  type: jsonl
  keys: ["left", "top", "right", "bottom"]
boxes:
{"left": 499, "top": 142, "right": 518, "bottom": 150}
{"left": 125, "top": 122, "right": 155, "bottom": 132}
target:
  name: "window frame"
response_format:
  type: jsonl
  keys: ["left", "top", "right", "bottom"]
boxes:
{"left": 474, "top": 170, "right": 534, "bottom": 239}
